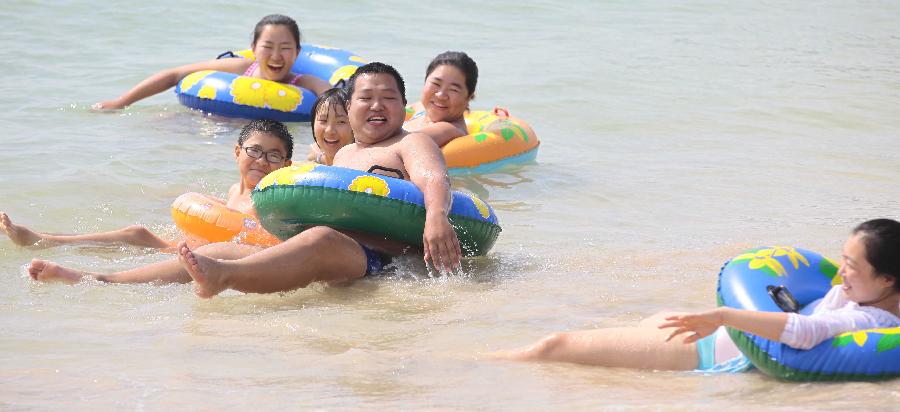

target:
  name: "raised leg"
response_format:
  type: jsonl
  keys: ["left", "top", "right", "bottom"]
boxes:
{"left": 1, "top": 212, "right": 172, "bottom": 249}
{"left": 178, "top": 226, "right": 368, "bottom": 298}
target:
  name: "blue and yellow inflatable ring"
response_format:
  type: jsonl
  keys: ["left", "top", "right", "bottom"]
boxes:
{"left": 717, "top": 246, "right": 900, "bottom": 381}
{"left": 175, "top": 70, "right": 316, "bottom": 122}
{"left": 175, "top": 44, "right": 366, "bottom": 122}
{"left": 251, "top": 163, "right": 501, "bottom": 256}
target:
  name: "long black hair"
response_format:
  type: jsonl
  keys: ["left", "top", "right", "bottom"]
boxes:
{"left": 853, "top": 218, "right": 900, "bottom": 291}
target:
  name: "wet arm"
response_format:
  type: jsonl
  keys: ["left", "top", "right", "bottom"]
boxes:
{"left": 720, "top": 308, "right": 789, "bottom": 341}
{"left": 94, "top": 58, "right": 249, "bottom": 109}
{"left": 661, "top": 307, "right": 788, "bottom": 343}
{"left": 415, "top": 121, "right": 467, "bottom": 147}
{"left": 400, "top": 133, "right": 461, "bottom": 270}
{"left": 298, "top": 75, "right": 332, "bottom": 96}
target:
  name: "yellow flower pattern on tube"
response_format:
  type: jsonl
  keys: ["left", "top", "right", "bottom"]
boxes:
{"left": 348, "top": 176, "right": 390, "bottom": 196}
{"left": 230, "top": 77, "right": 302, "bottom": 112}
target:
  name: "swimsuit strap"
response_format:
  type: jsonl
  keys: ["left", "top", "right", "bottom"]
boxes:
{"left": 244, "top": 61, "right": 300, "bottom": 86}
{"left": 244, "top": 61, "right": 301, "bottom": 86}
{"left": 243, "top": 61, "right": 258, "bottom": 77}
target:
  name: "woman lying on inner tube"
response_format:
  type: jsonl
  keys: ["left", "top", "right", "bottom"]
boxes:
{"left": 93, "top": 14, "right": 329, "bottom": 110}
{"left": 491, "top": 219, "right": 900, "bottom": 379}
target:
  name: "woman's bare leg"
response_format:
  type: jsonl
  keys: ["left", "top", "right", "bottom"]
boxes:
{"left": 2, "top": 212, "right": 172, "bottom": 249}
{"left": 178, "top": 226, "right": 368, "bottom": 298}
{"left": 490, "top": 312, "right": 699, "bottom": 371}
{"left": 27, "top": 243, "right": 264, "bottom": 284}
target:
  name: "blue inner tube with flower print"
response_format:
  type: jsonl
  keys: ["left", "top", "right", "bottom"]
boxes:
{"left": 175, "top": 70, "right": 316, "bottom": 122}
{"left": 175, "top": 44, "right": 366, "bottom": 122}
{"left": 251, "top": 163, "right": 502, "bottom": 256}
{"left": 718, "top": 246, "right": 900, "bottom": 381}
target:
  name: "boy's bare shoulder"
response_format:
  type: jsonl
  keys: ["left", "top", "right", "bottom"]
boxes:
{"left": 332, "top": 143, "right": 359, "bottom": 163}
{"left": 399, "top": 131, "right": 441, "bottom": 149}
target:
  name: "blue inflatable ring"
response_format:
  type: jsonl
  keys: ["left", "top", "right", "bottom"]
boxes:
{"left": 717, "top": 246, "right": 900, "bottom": 381}
{"left": 175, "top": 44, "right": 365, "bottom": 122}
{"left": 251, "top": 163, "right": 502, "bottom": 256}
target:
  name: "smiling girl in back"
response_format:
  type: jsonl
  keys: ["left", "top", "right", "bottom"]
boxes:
{"left": 405, "top": 51, "right": 478, "bottom": 146}
{"left": 93, "top": 14, "right": 330, "bottom": 110}
{"left": 309, "top": 87, "right": 354, "bottom": 165}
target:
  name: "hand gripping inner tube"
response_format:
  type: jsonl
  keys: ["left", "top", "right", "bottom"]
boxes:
{"left": 171, "top": 192, "right": 280, "bottom": 247}
{"left": 717, "top": 246, "right": 900, "bottom": 381}
{"left": 251, "top": 163, "right": 501, "bottom": 256}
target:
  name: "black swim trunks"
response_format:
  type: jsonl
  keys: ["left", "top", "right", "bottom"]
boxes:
{"left": 359, "top": 244, "right": 389, "bottom": 275}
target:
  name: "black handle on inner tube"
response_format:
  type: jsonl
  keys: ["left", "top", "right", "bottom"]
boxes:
{"left": 216, "top": 51, "right": 238, "bottom": 59}
{"left": 367, "top": 165, "right": 405, "bottom": 180}
{"left": 767, "top": 285, "right": 800, "bottom": 313}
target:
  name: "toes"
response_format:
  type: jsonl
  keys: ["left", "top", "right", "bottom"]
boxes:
{"left": 27, "top": 260, "right": 41, "bottom": 279}
{"left": 28, "top": 259, "right": 44, "bottom": 272}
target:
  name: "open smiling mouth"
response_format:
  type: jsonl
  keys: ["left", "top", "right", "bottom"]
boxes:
{"left": 367, "top": 116, "right": 387, "bottom": 124}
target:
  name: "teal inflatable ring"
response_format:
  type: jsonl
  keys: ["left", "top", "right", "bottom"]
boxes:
{"left": 717, "top": 246, "right": 900, "bottom": 381}
{"left": 252, "top": 163, "right": 501, "bottom": 256}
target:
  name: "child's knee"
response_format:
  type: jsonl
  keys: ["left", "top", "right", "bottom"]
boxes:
{"left": 303, "top": 226, "right": 340, "bottom": 241}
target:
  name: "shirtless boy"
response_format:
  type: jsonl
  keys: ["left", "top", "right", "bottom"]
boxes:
{"left": 175, "top": 62, "right": 463, "bottom": 297}
{"left": 18, "top": 119, "right": 292, "bottom": 283}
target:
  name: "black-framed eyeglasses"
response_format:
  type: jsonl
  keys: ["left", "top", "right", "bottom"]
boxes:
{"left": 242, "top": 146, "right": 286, "bottom": 163}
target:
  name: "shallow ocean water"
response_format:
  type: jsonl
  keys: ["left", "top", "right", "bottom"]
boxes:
{"left": 1, "top": 1, "right": 899, "bottom": 410}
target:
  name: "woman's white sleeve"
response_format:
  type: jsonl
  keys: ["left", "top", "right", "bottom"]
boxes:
{"left": 780, "top": 310, "right": 875, "bottom": 350}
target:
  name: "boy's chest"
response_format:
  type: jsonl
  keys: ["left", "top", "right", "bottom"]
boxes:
{"left": 226, "top": 194, "right": 255, "bottom": 215}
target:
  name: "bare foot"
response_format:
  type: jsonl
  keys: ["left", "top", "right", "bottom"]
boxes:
{"left": 176, "top": 241, "right": 229, "bottom": 298}
{"left": 0, "top": 212, "right": 42, "bottom": 247}
{"left": 27, "top": 259, "right": 85, "bottom": 283}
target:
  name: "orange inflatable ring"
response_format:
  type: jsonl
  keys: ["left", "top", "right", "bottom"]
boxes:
{"left": 170, "top": 192, "right": 280, "bottom": 247}
{"left": 406, "top": 106, "right": 540, "bottom": 174}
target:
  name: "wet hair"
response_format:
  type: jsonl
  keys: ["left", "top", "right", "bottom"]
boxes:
{"left": 238, "top": 119, "right": 294, "bottom": 159}
{"left": 853, "top": 218, "right": 900, "bottom": 292}
{"left": 346, "top": 62, "right": 407, "bottom": 105}
{"left": 310, "top": 87, "right": 350, "bottom": 143}
{"left": 425, "top": 51, "right": 478, "bottom": 98}
{"left": 252, "top": 14, "right": 301, "bottom": 49}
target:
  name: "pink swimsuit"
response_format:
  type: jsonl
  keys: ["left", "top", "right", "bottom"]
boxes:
{"left": 244, "top": 62, "right": 302, "bottom": 85}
